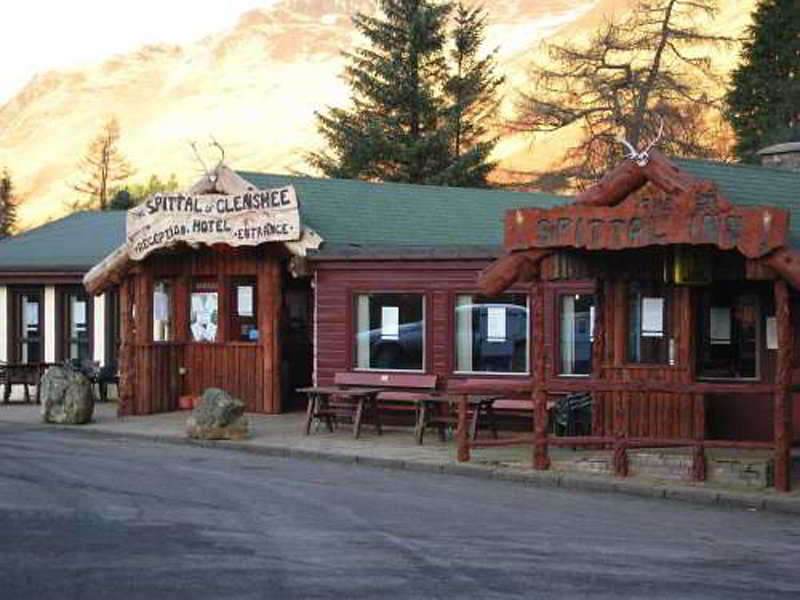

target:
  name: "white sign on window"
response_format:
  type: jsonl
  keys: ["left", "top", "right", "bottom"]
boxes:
{"left": 766, "top": 316, "right": 778, "bottom": 350}
{"left": 487, "top": 306, "right": 507, "bottom": 342}
{"left": 237, "top": 286, "right": 253, "bottom": 317}
{"left": 642, "top": 297, "right": 664, "bottom": 337}
{"left": 589, "top": 305, "right": 595, "bottom": 342}
{"left": 191, "top": 293, "right": 218, "bottom": 342}
{"left": 710, "top": 307, "right": 731, "bottom": 345}
{"left": 72, "top": 300, "right": 87, "bottom": 325}
{"left": 25, "top": 302, "right": 39, "bottom": 326}
{"left": 381, "top": 306, "right": 399, "bottom": 339}
{"left": 154, "top": 292, "right": 169, "bottom": 321}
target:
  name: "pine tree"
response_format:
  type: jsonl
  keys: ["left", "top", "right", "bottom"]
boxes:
{"left": 309, "top": 0, "right": 503, "bottom": 187}
{"left": 0, "top": 168, "right": 17, "bottom": 238}
{"left": 725, "top": 0, "right": 800, "bottom": 163}
{"left": 440, "top": 3, "right": 504, "bottom": 187}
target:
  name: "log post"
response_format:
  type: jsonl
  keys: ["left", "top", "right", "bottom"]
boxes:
{"left": 691, "top": 393, "right": 706, "bottom": 482}
{"left": 590, "top": 280, "right": 605, "bottom": 442}
{"left": 117, "top": 277, "right": 135, "bottom": 417}
{"left": 612, "top": 391, "right": 628, "bottom": 476}
{"left": 774, "top": 279, "right": 793, "bottom": 492}
{"left": 532, "top": 281, "right": 550, "bottom": 470}
{"left": 456, "top": 394, "right": 470, "bottom": 462}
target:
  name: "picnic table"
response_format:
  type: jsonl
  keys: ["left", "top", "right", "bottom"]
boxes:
{"left": 298, "top": 385, "right": 385, "bottom": 439}
{"left": 413, "top": 393, "right": 497, "bottom": 445}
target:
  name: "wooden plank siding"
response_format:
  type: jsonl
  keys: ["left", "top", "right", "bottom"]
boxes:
{"left": 120, "top": 246, "right": 283, "bottom": 415}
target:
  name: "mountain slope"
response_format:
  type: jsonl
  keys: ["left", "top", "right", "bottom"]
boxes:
{"left": 0, "top": 0, "right": 753, "bottom": 229}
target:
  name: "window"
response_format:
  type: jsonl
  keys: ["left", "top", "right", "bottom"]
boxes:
{"left": 697, "top": 287, "right": 760, "bottom": 379}
{"left": 231, "top": 277, "right": 258, "bottom": 341}
{"left": 454, "top": 294, "right": 528, "bottom": 373}
{"left": 559, "top": 293, "right": 594, "bottom": 375}
{"left": 353, "top": 293, "right": 424, "bottom": 370}
{"left": 153, "top": 280, "right": 174, "bottom": 342}
{"left": 627, "top": 282, "right": 671, "bottom": 364}
{"left": 63, "top": 290, "right": 92, "bottom": 363}
{"left": 189, "top": 280, "right": 219, "bottom": 342}
{"left": 12, "top": 289, "right": 43, "bottom": 363}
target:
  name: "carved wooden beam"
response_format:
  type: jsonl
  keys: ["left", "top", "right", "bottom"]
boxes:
{"left": 574, "top": 159, "right": 648, "bottom": 207}
{"left": 477, "top": 250, "right": 548, "bottom": 296}
{"left": 765, "top": 248, "right": 800, "bottom": 291}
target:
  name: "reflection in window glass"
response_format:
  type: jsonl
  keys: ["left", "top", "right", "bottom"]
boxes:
{"left": 354, "top": 293, "right": 424, "bottom": 370}
{"left": 697, "top": 288, "right": 760, "bottom": 379}
{"left": 19, "top": 292, "right": 42, "bottom": 363}
{"left": 66, "top": 292, "right": 91, "bottom": 362}
{"left": 190, "top": 281, "right": 219, "bottom": 342}
{"left": 454, "top": 294, "right": 528, "bottom": 373}
{"left": 627, "top": 282, "right": 670, "bottom": 364}
{"left": 153, "top": 280, "right": 173, "bottom": 342}
{"left": 560, "top": 294, "right": 594, "bottom": 375}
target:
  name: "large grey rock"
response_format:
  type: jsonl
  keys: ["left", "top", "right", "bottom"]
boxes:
{"left": 186, "top": 387, "right": 249, "bottom": 440}
{"left": 40, "top": 366, "right": 95, "bottom": 425}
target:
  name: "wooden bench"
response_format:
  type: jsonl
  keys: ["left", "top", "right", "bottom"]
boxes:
{"left": 299, "top": 372, "right": 438, "bottom": 438}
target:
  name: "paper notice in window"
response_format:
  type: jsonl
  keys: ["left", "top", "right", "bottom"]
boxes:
{"left": 710, "top": 307, "right": 731, "bottom": 344}
{"left": 487, "top": 306, "right": 506, "bottom": 342}
{"left": 25, "top": 303, "right": 38, "bottom": 326}
{"left": 154, "top": 292, "right": 168, "bottom": 321}
{"left": 381, "top": 306, "right": 399, "bottom": 339}
{"left": 73, "top": 301, "right": 86, "bottom": 325}
{"left": 766, "top": 316, "right": 778, "bottom": 350}
{"left": 642, "top": 297, "right": 664, "bottom": 337}
{"left": 237, "top": 286, "right": 253, "bottom": 316}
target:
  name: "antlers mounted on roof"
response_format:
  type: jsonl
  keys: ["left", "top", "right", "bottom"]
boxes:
{"left": 618, "top": 117, "right": 664, "bottom": 167}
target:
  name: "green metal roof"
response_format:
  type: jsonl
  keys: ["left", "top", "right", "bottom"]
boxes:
{"left": 237, "top": 172, "right": 566, "bottom": 256}
{"left": 676, "top": 158, "right": 800, "bottom": 247}
{"left": 1, "top": 162, "right": 798, "bottom": 272}
{"left": 0, "top": 210, "right": 126, "bottom": 271}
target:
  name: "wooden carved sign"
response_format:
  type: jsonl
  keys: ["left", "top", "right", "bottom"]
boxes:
{"left": 127, "top": 186, "right": 301, "bottom": 260}
{"left": 505, "top": 191, "right": 789, "bottom": 259}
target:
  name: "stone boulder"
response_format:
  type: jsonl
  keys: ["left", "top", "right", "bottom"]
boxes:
{"left": 186, "top": 387, "right": 249, "bottom": 440}
{"left": 40, "top": 366, "right": 95, "bottom": 425}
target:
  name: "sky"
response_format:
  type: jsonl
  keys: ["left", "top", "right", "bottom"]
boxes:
{"left": 0, "top": 1, "right": 280, "bottom": 103}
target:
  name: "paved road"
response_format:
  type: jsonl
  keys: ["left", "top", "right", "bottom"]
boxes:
{"left": 1, "top": 424, "right": 798, "bottom": 600}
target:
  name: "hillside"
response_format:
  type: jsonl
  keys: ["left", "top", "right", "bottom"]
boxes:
{"left": 0, "top": 0, "right": 754, "bottom": 229}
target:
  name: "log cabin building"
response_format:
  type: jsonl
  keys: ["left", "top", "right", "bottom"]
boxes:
{"left": 1, "top": 151, "right": 798, "bottom": 488}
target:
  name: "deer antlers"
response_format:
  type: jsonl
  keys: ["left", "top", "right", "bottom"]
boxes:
{"left": 618, "top": 117, "right": 664, "bottom": 167}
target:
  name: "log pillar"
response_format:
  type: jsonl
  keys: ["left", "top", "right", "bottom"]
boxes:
{"left": 612, "top": 391, "right": 628, "bottom": 477}
{"left": 532, "top": 280, "right": 550, "bottom": 470}
{"left": 456, "top": 394, "right": 470, "bottom": 462}
{"left": 117, "top": 277, "right": 135, "bottom": 417}
{"left": 690, "top": 393, "right": 706, "bottom": 482}
{"left": 774, "top": 279, "right": 793, "bottom": 492}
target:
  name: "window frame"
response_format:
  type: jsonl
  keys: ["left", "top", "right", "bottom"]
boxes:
{"left": 230, "top": 276, "right": 259, "bottom": 343}
{"left": 152, "top": 278, "right": 175, "bottom": 343}
{"left": 59, "top": 286, "right": 93, "bottom": 364}
{"left": 555, "top": 288, "right": 595, "bottom": 377}
{"left": 625, "top": 281, "right": 673, "bottom": 366}
{"left": 9, "top": 286, "right": 45, "bottom": 364}
{"left": 188, "top": 278, "right": 220, "bottom": 343}
{"left": 451, "top": 292, "right": 530, "bottom": 376}
{"left": 350, "top": 291, "right": 427, "bottom": 373}
{"left": 695, "top": 286, "right": 764, "bottom": 382}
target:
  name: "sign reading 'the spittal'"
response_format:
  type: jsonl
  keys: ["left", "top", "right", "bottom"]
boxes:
{"left": 126, "top": 186, "right": 301, "bottom": 260}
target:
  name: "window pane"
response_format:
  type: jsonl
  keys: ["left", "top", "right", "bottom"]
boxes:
{"left": 190, "top": 290, "right": 219, "bottom": 342}
{"left": 627, "top": 282, "right": 669, "bottom": 364}
{"left": 66, "top": 292, "right": 91, "bottom": 362}
{"left": 19, "top": 293, "right": 42, "bottom": 363}
{"left": 454, "top": 294, "right": 528, "bottom": 373}
{"left": 231, "top": 277, "right": 258, "bottom": 341}
{"left": 354, "top": 293, "right": 424, "bottom": 370}
{"left": 560, "top": 294, "right": 594, "bottom": 375}
{"left": 697, "top": 289, "right": 759, "bottom": 379}
{"left": 153, "top": 280, "right": 173, "bottom": 342}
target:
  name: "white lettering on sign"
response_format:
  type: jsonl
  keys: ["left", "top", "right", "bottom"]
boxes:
{"left": 126, "top": 186, "right": 301, "bottom": 260}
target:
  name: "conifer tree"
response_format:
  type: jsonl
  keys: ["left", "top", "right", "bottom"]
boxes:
{"left": 0, "top": 168, "right": 17, "bottom": 238}
{"left": 725, "top": 0, "right": 800, "bottom": 162}
{"left": 309, "top": 0, "right": 503, "bottom": 187}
